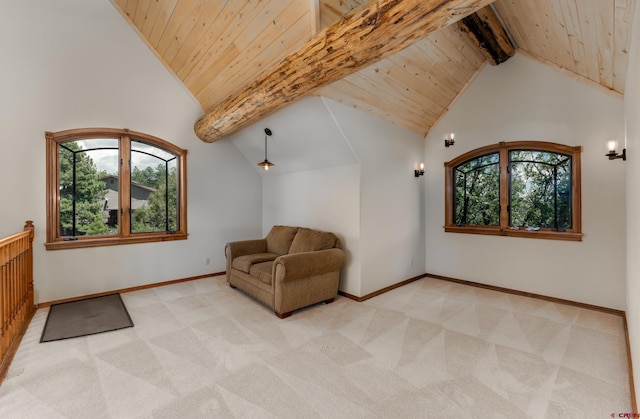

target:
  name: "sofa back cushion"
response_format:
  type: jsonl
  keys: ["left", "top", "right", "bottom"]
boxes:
{"left": 289, "top": 228, "right": 337, "bottom": 254}
{"left": 266, "top": 225, "right": 299, "bottom": 255}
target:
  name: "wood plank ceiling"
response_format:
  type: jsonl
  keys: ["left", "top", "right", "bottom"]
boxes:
{"left": 111, "top": 0, "right": 636, "bottom": 138}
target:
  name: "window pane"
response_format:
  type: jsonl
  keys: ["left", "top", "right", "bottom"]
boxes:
{"left": 58, "top": 139, "right": 118, "bottom": 237}
{"left": 510, "top": 150, "right": 572, "bottom": 229}
{"left": 453, "top": 152, "right": 500, "bottom": 226}
{"left": 130, "top": 140, "right": 179, "bottom": 233}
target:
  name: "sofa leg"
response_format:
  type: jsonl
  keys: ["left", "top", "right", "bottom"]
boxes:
{"left": 229, "top": 283, "right": 236, "bottom": 289}
{"left": 323, "top": 298, "right": 335, "bottom": 304}
{"left": 275, "top": 311, "right": 293, "bottom": 319}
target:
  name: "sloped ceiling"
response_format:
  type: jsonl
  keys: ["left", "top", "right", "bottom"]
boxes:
{"left": 494, "top": 0, "right": 635, "bottom": 94}
{"left": 316, "top": 0, "right": 487, "bottom": 134}
{"left": 111, "top": 0, "right": 635, "bottom": 138}
{"left": 226, "top": 96, "right": 359, "bottom": 174}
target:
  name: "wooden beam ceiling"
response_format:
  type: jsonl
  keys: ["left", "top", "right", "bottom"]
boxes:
{"left": 194, "top": 0, "right": 495, "bottom": 143}
{"left": 315, "top": 0, "right": 487, "bottom": 136}
{"left": 492, "top": 0, "right": 635, "bottom": 94}
{"left": 111, "top": 0, "right": 636, "bottom": 141}
{"left": 317, "top": 26, "right": 486, "bottom": 134}
{"left": 458, "top": 5, "right": 515, "bottom": 65}
{"left": 111, "top": 0, "right": 315, "bottom": 113}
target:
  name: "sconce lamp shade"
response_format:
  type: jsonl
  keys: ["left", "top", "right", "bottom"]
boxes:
{"left": 444, "top": 133, "right": 455, "bottom": 147}
{"left": 605, "top": 140, "right": 626, "bottom": 161}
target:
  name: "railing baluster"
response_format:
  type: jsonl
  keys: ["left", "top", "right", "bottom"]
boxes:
{"left": 0, "top": 221, "right": 36, "bottom": 381}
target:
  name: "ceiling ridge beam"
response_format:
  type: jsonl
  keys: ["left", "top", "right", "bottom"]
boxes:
{"left": 194, "top": 0, "right": 495, "bottom": 143}
{"left": 457, "top": 5, "right": 515, "bottom": 66}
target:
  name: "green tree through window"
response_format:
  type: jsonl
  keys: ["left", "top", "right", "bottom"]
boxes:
{"left": 59, "top": 141, "right": 110, "bottom": 236}
{"left": 454, "top": 153, "right": 500, "bottom": 226}
{"left": 509, "top": 150, "right": 572, "bottom": 230}
{"left": 445, "top": 141, "right": 581, "bottom": 241}
{"left": 46, "top": 128, "right": 188, "bottom": 250}
{"left": 130, "top": 140, "right": 179, "bottom": 233}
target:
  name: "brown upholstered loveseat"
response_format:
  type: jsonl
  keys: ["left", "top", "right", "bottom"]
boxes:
{"left": 225, "top": 226, "right": 346, "bottom": 318}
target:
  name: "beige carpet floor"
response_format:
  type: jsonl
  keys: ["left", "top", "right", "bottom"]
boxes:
{"left": 0, "top": 276, "right": 631, "bottom": 418}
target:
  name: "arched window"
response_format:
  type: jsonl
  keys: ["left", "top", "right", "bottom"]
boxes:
{"left": 445, "top": 141, "right": 581, "bottom": 241}
{"left": 46, "top": 128, "right": 188, "bottom": 250}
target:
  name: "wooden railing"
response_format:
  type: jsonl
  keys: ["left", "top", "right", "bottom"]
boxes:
{"left": 0, "top": 221, "right": 36, "bottom": 382}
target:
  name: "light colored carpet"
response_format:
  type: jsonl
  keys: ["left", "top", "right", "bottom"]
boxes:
{"left": 0, "top": 276, "right": 631, "bottom": 418}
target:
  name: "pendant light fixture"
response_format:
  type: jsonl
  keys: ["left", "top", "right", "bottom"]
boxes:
{"left": 257, "top": 128, "right": 275, "bottom": 171}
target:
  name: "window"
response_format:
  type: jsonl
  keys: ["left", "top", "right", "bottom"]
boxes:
{"left": 445, "top": 141, "right": 581, "bottom": 241}
{"left": 453, "top": 152, "right": 500, "bottom": 226}
{"left": 46, "top": 128, "right": 187, "bottom": 250}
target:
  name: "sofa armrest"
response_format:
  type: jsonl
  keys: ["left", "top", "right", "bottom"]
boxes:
{"left": 225, "top": 239, "right": 268, "bottom": 260}
{"left": 274, "top": 248, "right": 345, "bottom": 282}
{"left": 225, "top": 240, "right": 268, "bottom": 280}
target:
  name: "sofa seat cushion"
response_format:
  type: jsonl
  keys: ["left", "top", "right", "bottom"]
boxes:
{"left": 249, "top": 261, "right": 273, "bottom": 285}
{"left": 232, "top": 253, "right": 279, "bottom": 274}
{"left": 289, "top": 228, "right": 337, "bottom": 253}
{"left": 266, "top": 226, "right": 299, "bottom": 255}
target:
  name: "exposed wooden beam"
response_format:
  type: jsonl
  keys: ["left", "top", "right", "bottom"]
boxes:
{"left": 457, "top": 5, "right": 514, "bottom": 66}
{"left": 194, "top": 0, "right": 495, "bottom": 143}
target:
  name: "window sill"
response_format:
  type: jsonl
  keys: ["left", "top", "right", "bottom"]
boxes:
{"left": 45, "top": 232, "right": 188, "bottom": 250}
{"left": 444, "top": 226, "right": 582, "bottom": 242}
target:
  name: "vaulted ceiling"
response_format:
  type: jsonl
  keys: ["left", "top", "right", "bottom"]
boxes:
{"left": 111, "top": 0, "right": 635, "bottom": 140}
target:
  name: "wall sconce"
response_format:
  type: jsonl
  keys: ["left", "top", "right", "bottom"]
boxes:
{"left": 444, "top": 133, "right": 455, "bottom": 147}
{"left": 606, "top": 140, "right": 626, "bottom": 161}
{"left": 257, "top": 128, "right": 275, "bottom": 170}
{"left": 415, "top": 163, "right": 425, "bottom": 177}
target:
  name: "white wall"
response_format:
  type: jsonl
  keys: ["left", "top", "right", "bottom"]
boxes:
{"left": 226, "top": 96, "right": 359, "bottom": 175}
{"left": 325, "top": 99, "right": 427, "bottom": 296}
{"left": 263, "top": 164, "right": 361, "bottom": 295}
{"left": 257, "top": 97, "right": 426, "bottom": 297}
{"left": 425, "top": 53, "right": 626, "bottom": 310}
{"left": 0, "top": 0, "right": 262, "bottom": 303}
{"left": 625, "top": 1, "right": 640, "bottom": 404}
